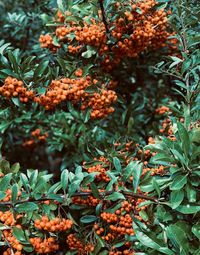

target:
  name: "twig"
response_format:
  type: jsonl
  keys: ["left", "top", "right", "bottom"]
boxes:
{"left": 98, "top": 0, "right": 109, "bottom": 34}
{"left": 0, "top": 190, "right": 159, "bottom": 207}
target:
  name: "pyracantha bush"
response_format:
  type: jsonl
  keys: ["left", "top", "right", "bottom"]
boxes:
{"left": 0, "top": 0, "right": 200, "bottom": 254}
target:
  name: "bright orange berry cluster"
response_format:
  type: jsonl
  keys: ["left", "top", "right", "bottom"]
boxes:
{"left": 34, "top": 215, "right": 73, "bottom": 232}
{"left": 40, "top": 1, "right": 177, "bottom": 71}
{"left": 83, "top": 156, "right": 111, "bottom": 182}
{"left": 95, "top": 201, "right": 135, "bottom": 241}
{"left": 34, "top": 76, "right": 91, "bottom": 110}
{"left": 72, "top": 195, "right": 99, "bottom": 206}
{"left": 0, "top": 75, "right": 117, "bottom": 119}
{"left": 55, "top": 26, "right": 76, "bottom": 40}
{"left": 100, "top": 212, "right": 118, "bottom": 223}
{"left": 75, "top": 19, "right": 106, "bottom": 47}
{"left": 0, "top": 77, "right": 34, "bottom": 103}
{"left": 156, "top": 106, "right": 170, "bottom": 114}
{"left": 29, "top": 237, "right": 59, "bottom": 254}
{"left": 2, "top": 229, "right": 23, "bottom": 255}
{"left": 0, "top": 211, "right": 16, "bottom": 226}
{"left": 39, "top": 34, "right": 59, "bottom": 52}
{"left": 82, "top": 89, "right": 117, "bottom": 118}
{"left": 86, "top": 164, "right": 110, "bottom": 182}
{"left": 143, "top": 165, "right": 166, "bottom": 176}
{"left": 56, "top": 10, "right": 65, "bottom": 23}
{"left": 66, "top": 233, "right": 94, "bottom": 254}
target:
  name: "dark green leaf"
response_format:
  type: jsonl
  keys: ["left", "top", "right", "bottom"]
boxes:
{"left": 80, "top": 215, "right": 97, "bottom": 223}
{"left": 170, "top": 190, "right": 184, "bottom": 209}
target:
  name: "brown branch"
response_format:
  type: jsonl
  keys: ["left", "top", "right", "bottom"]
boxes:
{"left": 98, "top": 0, "right": 109, "bottom": 34}
{"left": 0, "top": 190, "right": 159, "bottom": 207}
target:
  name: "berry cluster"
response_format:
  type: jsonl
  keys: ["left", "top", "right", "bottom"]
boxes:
{"left": 0, "top": 77, "right": 34, "bottom": 103}
{"left": 109, "top": 249, "right": 135, "bottom": 255}
{"left": 40, "top": 1, "right": 177, "bottom": 72}
{"left": 75, "top": 19, "right": 106, "bottom": 47}
{"left": 56, "top": 10, "right": 65, "bottom": 23}
{"left": 0, "top": 211, "right": 16, "bottom": 226}
{"left": 72, "top": 195, "right": 99, "bottom": 207}
{"left": 83, "top": 156, "right": 111, "bottom": 182}
{"left": 34, "top": 215, "right": 73, "bottom": 232}
{"left": 29, "top": 237, "right": 59, "bottom": 254}
{"left": 66, "top": 234, "right": 94, "bottom": 254}
{"left": 95, "top": 201, "right": 135, "bottom": 241}
{"left": 55, "top": 25, "right": 77, "bottom": 41}
{"left": 156, "top": 105, "right": 170, "bottom": 115}
{"left": 86, "top": 164, "right": 110, "bottom": 182}
{"left": 0, "top": 75, "right": 117, "bottom": 119}
{"left": 22, "top": 128, "right": 48, "bottom": 148}
{"left": 0, "top": 189, "right": 21, "bottom": 202}
{"left": 2, "top": 229, "right": 23, "bottom": 255}
{"left": 34, "top": 76, "right": 91, "bottom": 110}
{"left": 82, "top": 89, "right": 117, "bottom": 118}
{"left": 143, "top": 165, "right": 166, "bottom": 176}
{"left": 39, "top": 34, "right": 59, "bottom": 52}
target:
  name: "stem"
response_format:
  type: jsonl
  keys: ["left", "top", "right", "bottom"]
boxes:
{"left": 98, "top": 0, "right": 109, "bottom": 34}
{"left": 0, "top": 190, "right": 159, "bottom": 207}
{"left": 179, "top": 2, "right": 191, "bottom": 127}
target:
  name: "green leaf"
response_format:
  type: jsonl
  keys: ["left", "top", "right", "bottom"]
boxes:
{"left": 0, "top": 159, "right": 11, "bottom": 173}
{"left": 113, "top": 157, "right": 122, "bottom": 173}
{"left": 0, "top": 43, "right": 11, "bottom": 55}
{"left": 0, "top": 173, "right": 12, "bottom": 191}
{"left": 139, "top": 210, "right": 149, "bottom": 221}
{"left": 166, "top": 224, "right": 189, "bottom": 255}
{"left": 91, "top": 182, "right": 100, "bottom": 199}
{"left": 15, "top": 202, "right": 39, "bottom": 213}
{"left": 57, "top": 0, "right": 65, "bottom": 12}
{"left": 192, "top": 223, "right": 200, "bottom": 239}
{"left": 93, "top": 235, "right": 105, "bottom": 255}
{"left": 61, "top": 169, "right": 69, "bottom": 191}
{"left": 13, "top": 227, "right": 27, "bottom": 242}
{"left": 170, "top": 175, "right": 187, "bottom": 190}
{"left": 186, "top": 185, "right": 196, "bottom": 202}
{"left": 11, "top": 97, "right": 20, "bottom": 106}
{"left": 170, "top": 190, "right": 184, "bottom": 209}
{"left": 123, "top": 161, "right": 138, "bottom": 182}
{"left": 191, "top": 128, "right": 200, "bottom": 144}
{"left": 68, "top": 179, "right": 83, "bottom": 197}
{"left": 8, "top": 51, "right": 19, "bottom": 73}
{"left": 177, "top": 122, "right": 190, "bottom": 155}
{"left": 0, "top": 122, "right": 12, "bottom": 133}
{"left": 34, "top": 60, "right": 49, "bottom": 79}
{"left": 132, "top": 162, "right": 143, "bottom": 193}
{"left": 176, "top": 204, "right": 200, "bottom": 214}
{"left": 81, "top": 49, "right": 96, "bottom": 58}
{"left": 20, "top": 173, "right": 30, "bottom": 192}
{"left": 29, "top": 170, "right": 38, "bottom": 189}
{"left": 152, "top": 178, "right": 161, "bottom": 197}
{"left": 106, "top": 192, "right": 125, "bottom": 201}
{"left": 133, "top": 223, "right": 174, "bottom": 255}
{"left": 11, "top": 163, "right": 20, "bottom": 173}
{"left": 11, "top": 184, "right": 19, "bottom": 203}
{"left": 80, "top": 215, "right": 97, "bottom": 223}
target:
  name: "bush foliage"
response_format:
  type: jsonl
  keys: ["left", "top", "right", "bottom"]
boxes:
{"left": 0, "top": 0, "right": 199, "bottom": 254}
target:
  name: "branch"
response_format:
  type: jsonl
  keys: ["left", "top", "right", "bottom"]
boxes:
{"left": 98, "top": 0, "right": 109, "bottom": 34}
{"left": 0, "top": 190, "right": 159, "bottom": 207}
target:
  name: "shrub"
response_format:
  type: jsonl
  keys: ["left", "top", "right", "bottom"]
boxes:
{"left": 0, "top": 0, "right": 199, "bottom": 254}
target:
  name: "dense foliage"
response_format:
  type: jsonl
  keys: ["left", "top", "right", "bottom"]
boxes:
{"left": 0, "top": 0, "right": 199, "bottom": 255}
